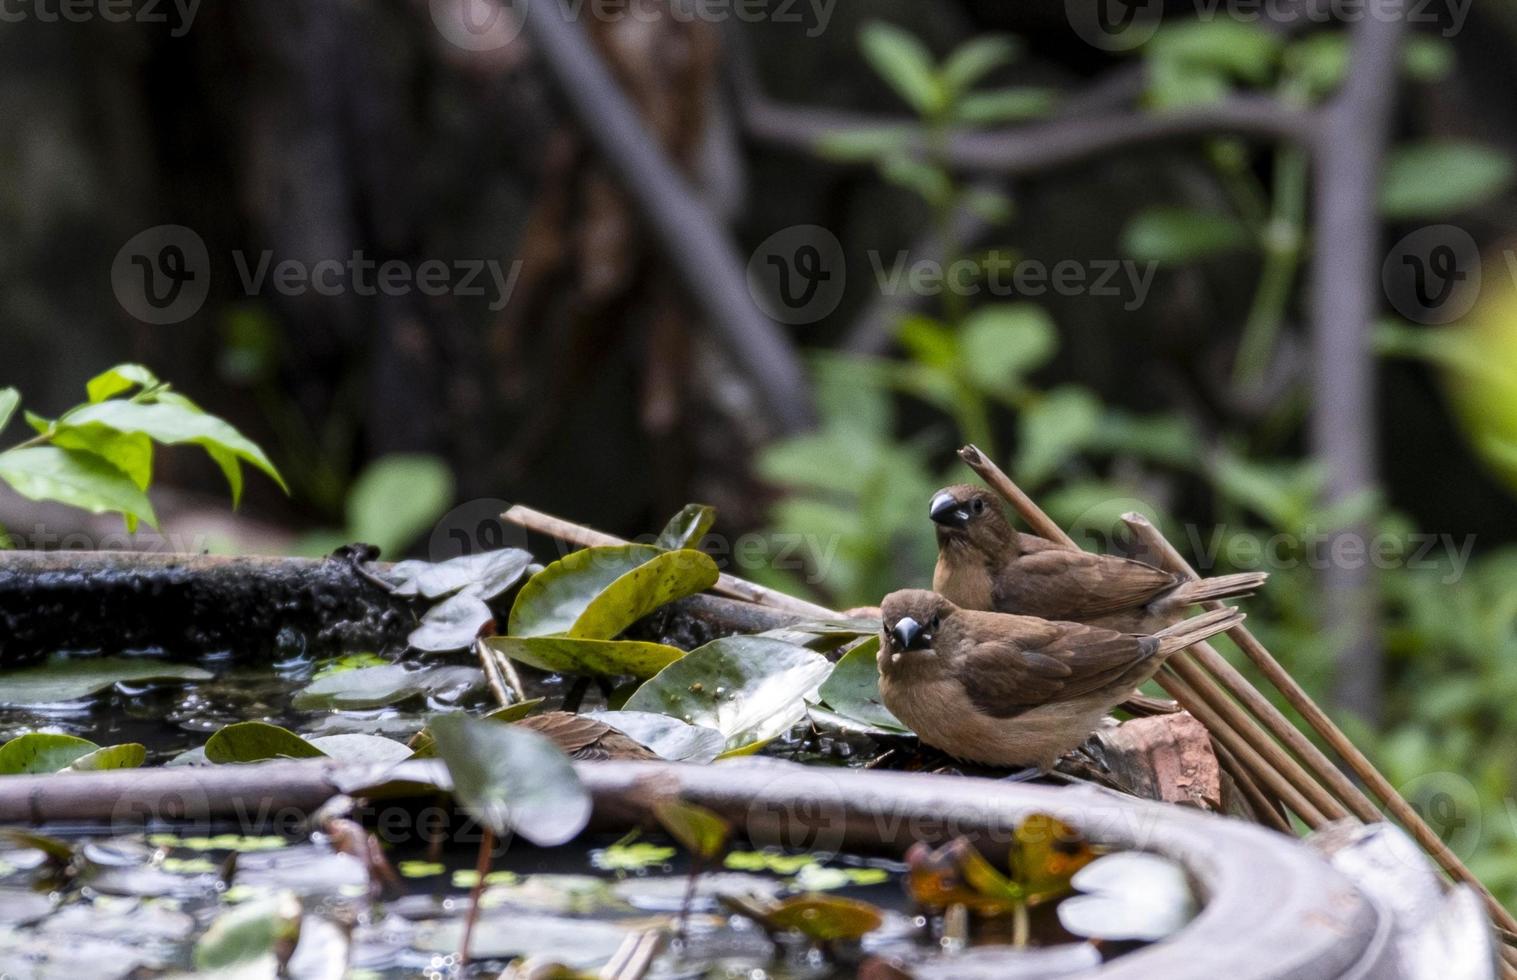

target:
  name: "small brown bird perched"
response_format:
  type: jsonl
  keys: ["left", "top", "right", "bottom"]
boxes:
{"left": 877, "top": 590, "right": 1243, "bottom": 775}
{"left": 929, "top": 484, "right": 1266, "bottom": 633}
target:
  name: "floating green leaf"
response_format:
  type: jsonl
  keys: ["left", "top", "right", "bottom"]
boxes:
{"left": 408, "top": 592, "right": 493, "bottom": 652}
{"left": 293, "top": 664, "right": 484, "bottom": 710}
{"left": 486, "top": 636, "right": 684, "bottom": 680}
{"left": 0, "top": 658, "right": 211, "bottom": 706}
{"left": 652, "top": 799, "right": 730, "bottom": 861}
{"left": 623, "top": 636, "right": 833, "bottom": 749}
{"left": 305, "top": 733, "right": 415, "bottom": 765}
{"left": 203, "top": 722, "right": 325, "bottom": 764}
{"left": 428, "top": 713, "right": 591, "bottom": 847}
{"left": 194, "top": 891, "right": 301, "bottom": 970}
{"left": 0, "top": 733, "right": 99, "bottom": 774}
{"left": 816, "top": 637, "right": 906, "bottom": 734}
{"left": 768, "top": 894, "right": 885, "bottom": 943}
{"left": 654, "top": 503, "right": 717, "bottom": 551}
{"left": 508, "top": 545, "right": 718, "bottom": 640}
{"left": 65, "top": 743, "right": 146, "bottom": 772}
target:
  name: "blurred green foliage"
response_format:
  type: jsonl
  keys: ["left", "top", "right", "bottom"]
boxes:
{"left": 756, "top": 18, "right": 1517, "bottom": 907}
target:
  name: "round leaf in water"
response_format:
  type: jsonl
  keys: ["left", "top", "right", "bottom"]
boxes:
{"left": 623, "top": 636, "right": 833, "bottom": 749}
{"left": 427, "top": 713, "right": 591, "bottom": 847}
{"left": 65, "top": 743, "right": 147, "bottom": 772}
{"left": 0, "top": 733, "right": 99, "bottom": 774}
{"left": 508, "top": 545, "right": 718, "bottom": 639}
{"left": 816, "top": 636, "right": 906, "bottom": 733}
{"left": 580, "top": 710, "right": 725, "bottom": 763}
{"left": 486, "top": 636, "right": 684, "bottom": 680}
{"left": 0, "top": 658, "right": 212, "bottom": 706}
{"left": 204, "top": 722, "right": 325, "bottom": 764}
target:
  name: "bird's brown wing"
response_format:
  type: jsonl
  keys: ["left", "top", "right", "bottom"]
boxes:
{"left": 516, "top": 712, "right": 658, "bottom": 760}
{"left": 1001, "top": 537, "right": 1179, "bottom": 621}
{"left": 957, "top": 620, "right": 1157, "bottom": 719}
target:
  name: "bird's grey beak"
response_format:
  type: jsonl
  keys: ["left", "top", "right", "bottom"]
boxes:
{"left": 930, "top": 491, "right": 970, "bottom": 529}
{"left": 890, "top": 616, "right": 924, "bottom": 651}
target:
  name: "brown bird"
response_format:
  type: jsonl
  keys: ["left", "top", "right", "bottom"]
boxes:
{"left": 929, "top": 484, "right": 1266, "bottom": 633}
{"left": 877, "top": 589, "right": 1242, "bottom": 775}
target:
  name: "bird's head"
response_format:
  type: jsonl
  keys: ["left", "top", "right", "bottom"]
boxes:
{"left": 929, "top": 485, "right": 1015, "bottom": 553}
{"left": 880, "top": 589, "right": 958, "bottom": 663}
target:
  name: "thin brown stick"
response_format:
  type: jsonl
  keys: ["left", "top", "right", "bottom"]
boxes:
{"left": 502, "top": 505, "right": 838, "bottom": 619}
{"left": 459, "top": 827, "right": 494, "bottom": 966}
{"left": 474, "top": 638, "right": 511, "bottom": 708}
{"left": 1124, "top": 512, "right": 1517, "bottom": 936}
{"left": 1215, "top": 742, "right": 1292, "bottom": 834}
{"left": 960, "top": 445, "right": 1337, "bottom": 821}
{"left": 1124, "top": 516, "right": 1376, "bottom": 823}
{"left": 1159, "top": 668, "right": 1324, "bottom": 825}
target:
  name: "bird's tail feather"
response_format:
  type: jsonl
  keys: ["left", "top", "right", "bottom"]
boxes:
{"left": 1154, "top": 607, "right": 1244, "bottom": 656}
{"left": 1166, "top": 571, "right": 1269, "bottom": 607}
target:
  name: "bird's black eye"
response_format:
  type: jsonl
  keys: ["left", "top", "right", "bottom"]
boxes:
{"left": 970, "top": 498, "right": 985, "bottom": 514}
{"left": 930, "top": 615, "right": 940, "bottom": 629}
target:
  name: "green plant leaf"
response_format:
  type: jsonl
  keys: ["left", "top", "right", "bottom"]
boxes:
{"left": 65, "top": 743, "right": 147, "bottom": 771}
{"left": 428, "top": 713, "right": 592, "bottom": 847}
{"left": 941, "top": 35, "right": 1019, "bottom": 93}
{"left": 1015, "top": 386, "right": 1104, "bottom": 487}
{"left": 84, "top": 364, "right": 161, "bottom": 403}
{"left": 49, "top": 426, "right": 154, "bottom": 491}
{"left": 814, "top": 125, "right": 917, "bottom": 163}
{"left": 345, "top": 454, "right": 455, "bottom": 557}
{"left": 623, "top": 636, "right": 833, "bottom": 749}
{"left": 406, "top": 698, "right": 546, "bottom": 757}
{"left": 0, "top": 446, "right": 158, "bottom": 530}
{"left": 859, "top": 22, "right": 943, "bottom": 114}
{"left": 1380, "top": 141, "right": 1514, "bottom": 219}
{"left": 580, "top": 710, "right": 726, "bottom": 763}
{"left": 60, "top": 398, "right": 287, "bottom": 496}
{"left": 292, "top": 664, "right": 484, "bottom": 710}
{"left": 195, "top": 892, "right": 301, "bottom": 970}
{"left": 0, "top": 658, "right": 211, "bottom": 705}
{"left": 203, "top": 722, "right": 325, "bottom": 764}
{"left": 486, "top": 636, "right": 684, "bottom": 680}
{"left": 880, "top": 155, "right": 953, "bottom": 207}
{"left": 652, "top": 798, "right": 730, "bottom": 860}
{"left": 0, "top": 733, "right": 99, "bottom": 774}
{"left": 958, "top": 304, "right": 1058, "bottom": 394}
{"left": 767, "top": 894, "right": 885, "bottom": 943}
{"left": 817, "top": 637, "right": 906, "bottom": 733}
{"left": 408, "top": 592, "right": 494, "bottom": 652}
{"left": 0, "top": 388, "right": 18, "bottom": 435}
{"left": 508, "top": 545, "right": 718, "bottom": 640}
{"left": 1145, "top": 20, "right": 1282, "bottom": 84}
{"left": 654, "top": 503, "right": 717, "bottom": 551}
{"left": 1122, "top": 207, "right": 1251, "bottom": 264}
{"left": 385, "top": 549, "right": 534, "bottom": 601}
{"left": 304, "top": 733, "right": 414, "bottom": 765}
{"left": 955, "top": 88, "right": 1055, "bottom": 124}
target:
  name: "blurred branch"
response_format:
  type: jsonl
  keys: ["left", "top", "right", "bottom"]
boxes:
{"left": 515, "top": 0, "right": 816, "bottom": 434}
{"left": 741, "top": 96, "right": 1317, "bottom": 176}
{"left": 1308, "top": 8, "right": 1407, "bottom": 723}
